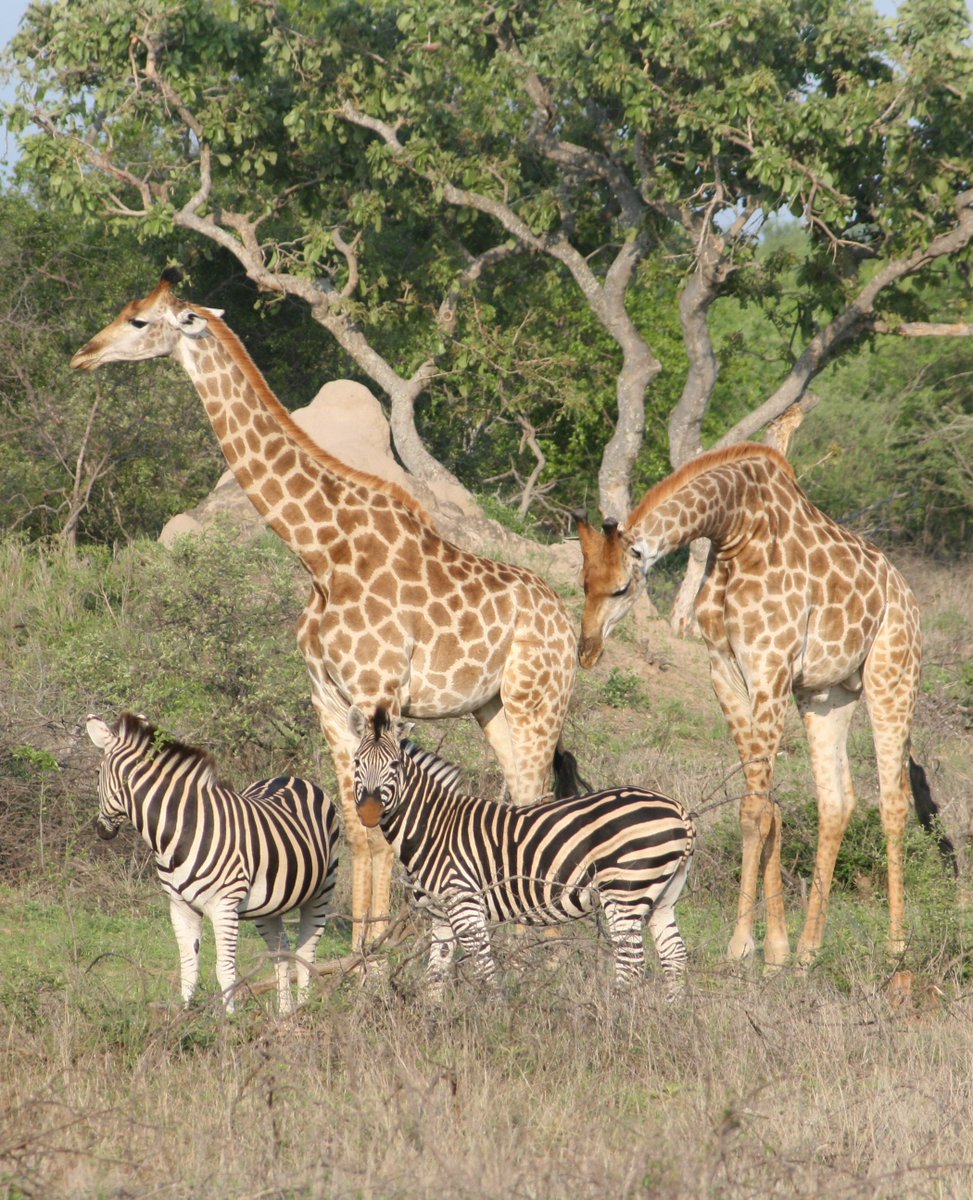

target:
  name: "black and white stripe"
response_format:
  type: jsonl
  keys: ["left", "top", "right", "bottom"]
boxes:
{"left": 349, "top": 706, "right": 695, "bottom": 1000}
{"left": 86, "top": 712, "right": 339, "bottom": 1013}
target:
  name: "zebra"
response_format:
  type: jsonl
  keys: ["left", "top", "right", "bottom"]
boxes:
{"left": 86, "top": 712, "right": 339, "bottom": 1014}
{"left": 349, "top": 705, "right": 696, "bottom": 1001}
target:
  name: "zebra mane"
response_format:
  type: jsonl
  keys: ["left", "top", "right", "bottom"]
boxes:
{"left": 401, "top": 740, "right": 466, "bottom": 795}
{"left": 118, "top": 712, "right": 221, "bottom": 786}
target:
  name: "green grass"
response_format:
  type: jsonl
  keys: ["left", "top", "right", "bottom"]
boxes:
{"left": 0, "top": 886, "right": 352, "bottom": 1024}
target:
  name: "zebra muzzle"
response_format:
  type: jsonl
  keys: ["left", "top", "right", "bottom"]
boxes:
{"left": 356, "top": 795, "right": 383, "bottom": 828}
{"left": 94, "top": 816, "right": 120, "bottom": 841}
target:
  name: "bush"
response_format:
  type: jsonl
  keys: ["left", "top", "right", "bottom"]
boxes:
{"left": 0, "top": 530, "right": 332, "bottom": 880}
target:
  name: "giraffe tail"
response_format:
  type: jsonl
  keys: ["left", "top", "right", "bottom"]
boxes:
{"left": 553, "top": 740, "right": 591, "bottom": 799}
{"left": 909, "top": 756, "right": 958, "bottom": 876}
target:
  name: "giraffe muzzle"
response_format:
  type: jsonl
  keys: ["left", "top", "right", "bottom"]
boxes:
{"left": 578, "top": 637, "right": 604, "bottom": 669}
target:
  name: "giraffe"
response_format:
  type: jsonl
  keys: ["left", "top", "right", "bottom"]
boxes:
{"left": 573, "top": 442, "right": 931, "bottom": 968}
{"left": 71, "top": 269, "right": 584, "bottom": 952}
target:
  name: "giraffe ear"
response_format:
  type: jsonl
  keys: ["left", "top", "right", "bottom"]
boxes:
{"left": 86, "top": 715, "right": 116, "bottom": 750}
{"left": 172, "top": 307, "right": 220, "bottom": 336}
{"left": 348, "top": 705, "right": 367, "bottom": 740}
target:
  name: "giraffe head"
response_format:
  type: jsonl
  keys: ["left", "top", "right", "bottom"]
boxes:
{"left": 70, "top": 269, "right": 224, "bottom": 371}
{"left": 572, "top": 510, "right": 647, "bottom": 668}
{"left": 348, "top": 705, "right": 414, "bottom": 828}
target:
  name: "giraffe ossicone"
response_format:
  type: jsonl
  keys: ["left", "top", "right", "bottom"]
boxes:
{"left": 575, "top": 441, "right": 940, "bottom": 967}
{"left": 73, "top": 271, "right": 585, "bottom": 954}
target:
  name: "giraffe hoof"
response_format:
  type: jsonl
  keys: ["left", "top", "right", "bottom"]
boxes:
{"left": 726, "top": 934, "right": 756, "bottom": 961}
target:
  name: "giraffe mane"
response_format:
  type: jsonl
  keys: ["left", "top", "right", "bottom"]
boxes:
{"left": 627, "top": 443, "right": 797, "bottom": 527}
{"left": 118, "top": 712, "right": 220, "bottom": 786}
{"left": 202, "top": 312, "right": 435, "bottom": 526}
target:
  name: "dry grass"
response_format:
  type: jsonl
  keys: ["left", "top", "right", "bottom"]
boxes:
{"left": 4, "top": 930, "right": 973, "bottom": 1200}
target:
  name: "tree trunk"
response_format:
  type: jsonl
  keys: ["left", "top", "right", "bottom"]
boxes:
{"left": 598, "top": 343, "right": 662, "bottom": 520}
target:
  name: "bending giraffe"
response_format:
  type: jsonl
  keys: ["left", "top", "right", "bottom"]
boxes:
{"left": 573, "top": 442, "right": 947, "bottom": 967}
{"left": 72, "top": 269, "right": 585, "bottom": 952}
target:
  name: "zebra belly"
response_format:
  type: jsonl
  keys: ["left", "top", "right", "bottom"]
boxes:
{"left": 236, "top": 868, "right": 328, "bottom": 919}
{"left": 483, "top": 880, "right": 599, "bottom": 925}
{"left": 157, "top": 863, "right": 326, "bottom": 919}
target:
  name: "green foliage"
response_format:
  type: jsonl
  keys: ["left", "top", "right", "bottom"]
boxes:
{"left": 47, "top": 529, "right": 319, "bottom": 774}
{"left": 5, "top": 0, "right": 973, "bottom": 534}
{"left": 0, "top": 194, "right": 222, "bottom": 542}
{"left": 0, "top": 531, "right": 327, "bottom": 879}
{"left": 796, "top": 314, "right": 973, "bottom": 551}
{"left": 600, "top": 668, "right": 652, "bottom": 712}
{"left": 702, "top": 797, "right": 958, "bottom": 917}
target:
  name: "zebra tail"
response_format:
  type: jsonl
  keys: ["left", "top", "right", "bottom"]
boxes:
{"left": 553, "top": 740, "right": 590, "bottom": 799}
{"left": 909, "top": 756, "right": 958, "bottom": 876}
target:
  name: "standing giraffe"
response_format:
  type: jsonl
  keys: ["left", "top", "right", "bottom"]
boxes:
{"left": 573, "top": 442, "right": 936, "bottom": 967}
{"left": 72, "top": 270, "right": 584, "bottom": 952}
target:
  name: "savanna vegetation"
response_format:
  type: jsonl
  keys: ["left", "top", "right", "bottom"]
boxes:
{"left": 2, "top": 0, "right": 973, "bottom": 1196}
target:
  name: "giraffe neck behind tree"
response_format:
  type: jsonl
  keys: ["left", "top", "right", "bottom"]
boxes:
{"left": 72, "top": 270, "right": 584, "bottom": 953}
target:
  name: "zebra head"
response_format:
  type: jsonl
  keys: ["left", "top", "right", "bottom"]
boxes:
{"left": 348, "top": 705, "right": 412, "bottom": 828}
{"left": 86, "top": 714, "right": 131, "bottom": 839}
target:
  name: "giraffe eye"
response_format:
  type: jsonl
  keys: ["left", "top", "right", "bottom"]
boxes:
{"left": 129, "top": 318, "right": 148, "bottom": 329}
{"left": 611, "top": 581, "right": 632, "bottom": 598}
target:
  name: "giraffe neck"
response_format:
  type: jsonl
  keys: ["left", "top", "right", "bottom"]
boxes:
{"left": 171, "top": 317, "right": 407, "bottom": 565}
{"left": 635, "top": 468, "right": 746, "bottom": 556}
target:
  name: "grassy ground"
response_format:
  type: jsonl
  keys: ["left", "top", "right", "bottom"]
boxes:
{"left": 2, "top": 881, "right": 972, "bottom": 1200}
{"left": 2, "top": 540, "right": 973, "bottom": 1198}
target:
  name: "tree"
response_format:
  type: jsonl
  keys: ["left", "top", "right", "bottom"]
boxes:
{"left": 0, "top": 194, "right": 221, "bottom": 542}
{"left": 4, "top": 0, "right": 973, "bottom": 533}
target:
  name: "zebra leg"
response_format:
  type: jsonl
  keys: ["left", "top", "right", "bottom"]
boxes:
{"left": 602, "top": 900, "right": 646, "bottom": 989}
{"left": 647, "top": 900, "right": 689, "bottom": 1001}
{"left": 292, "top": 904, "right": 330, "bottom": 1007}
{"left": 168, "top": 896, "right": 204, "bottom": 1007}
{"left": 647, "top": 859, "right": 691, "bottom": 1000}
{"left": 255, "top": 916, "right": 294, "bottom": 1015}
{"left": 424, "top": 915, "right": 457, "bottom": 1003}
{"left": 208, "top": 901, "right": 242, "bottom": 1014}
{"left": 446, "top": 896, "right": 499, "bottom": 993}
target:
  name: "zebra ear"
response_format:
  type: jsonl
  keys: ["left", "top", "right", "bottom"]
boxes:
{"left": 86, "top": 715, "right": 116, "bottom": 750}
{"left": 347, "top": 705, "right": 368, "bottom": 740}
{"left": 398, "top": 720, "right": 415, "bottom": 741}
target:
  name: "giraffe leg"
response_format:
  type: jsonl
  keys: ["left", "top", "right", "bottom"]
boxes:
{"left": 335, "top": 747, "right": 394, "bottom": 952}
{"left": 492, "top": 634, "right": 575, "bottom": 805}
{"left": 473, "top": 695, "right": 520, "bottom": 799}
{"left": 709, "top": 656, "right": 790, "bottom": 965}
{"left": 863, "top": 604, "right": 920, "bottom": 959}
{"left": 876, "top": 758, "right": 910, "bottom": 958}
{"left": 794, "top": 685, "right": 859, "bottom": 965}
{"left": 305, "top": 668, "right": 393, "bottom": 953}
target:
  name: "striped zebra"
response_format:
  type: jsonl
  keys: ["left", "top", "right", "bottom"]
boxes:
{"left": 86, "top": 712, "right": 339, "bottom": 1014}
{"left": 349, "top": 706, "right": 696, "bottom": 1001}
